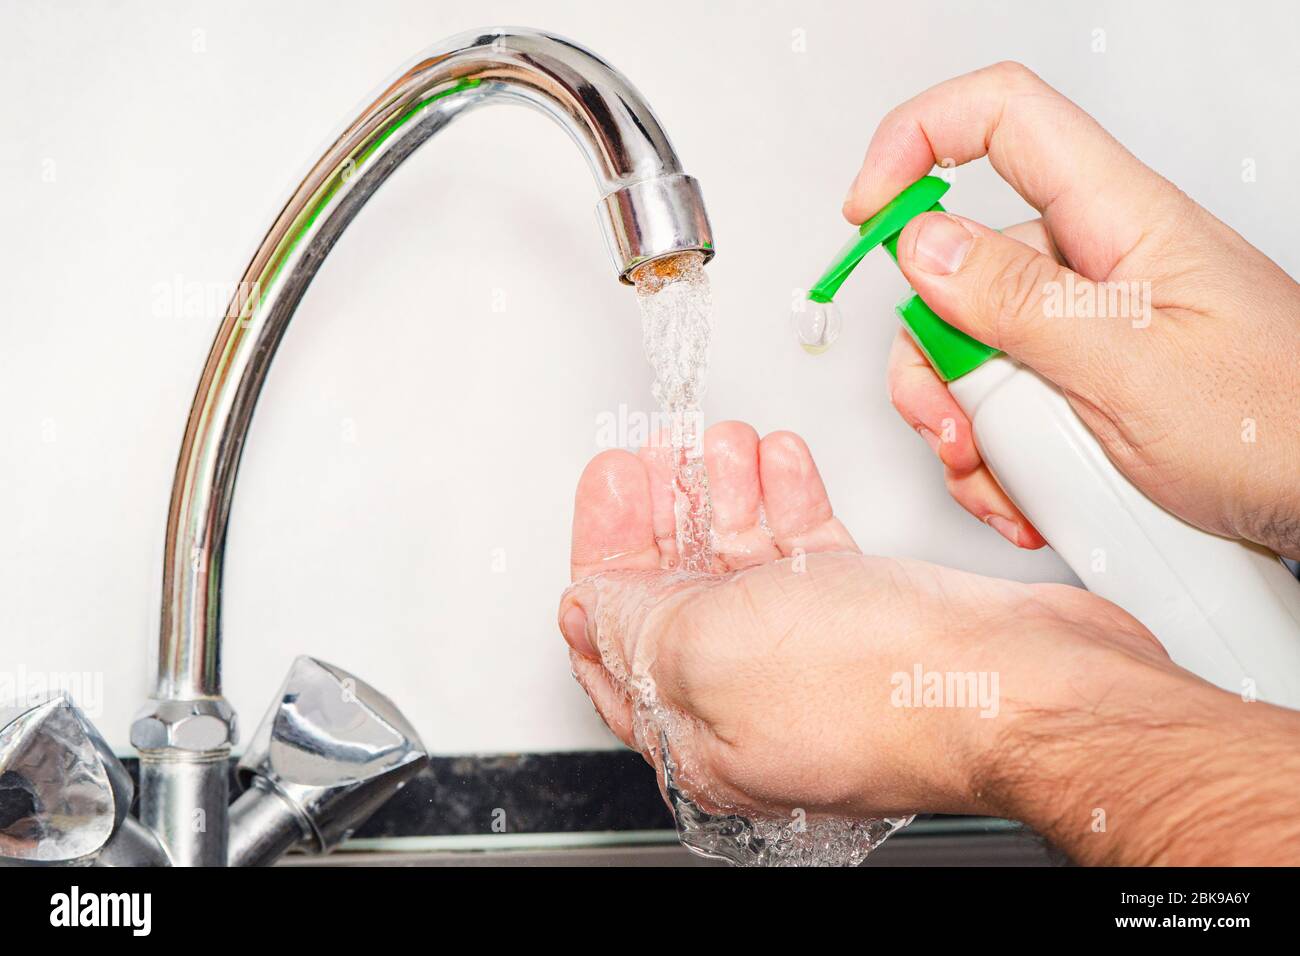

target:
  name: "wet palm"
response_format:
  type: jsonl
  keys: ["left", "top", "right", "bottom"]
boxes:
{"left": 558, "top": 421, "right": 1170, "bottom": 820}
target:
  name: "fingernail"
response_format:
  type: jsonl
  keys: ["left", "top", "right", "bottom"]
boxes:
{"left": 912, "top": 214, "right": 974, "bottom": 275}
{"left": 985, "top": 514, "right": 1021, "bottom": 547}
{"left": 917, "top": 426, "right": 942, "bottom": 455}
{"left": 561, "top": 604, "right": 597, "bottom": 660}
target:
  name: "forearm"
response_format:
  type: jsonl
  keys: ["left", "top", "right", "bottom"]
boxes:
{"left": 974, "top": 657, "right": 1300, "bottom": 865}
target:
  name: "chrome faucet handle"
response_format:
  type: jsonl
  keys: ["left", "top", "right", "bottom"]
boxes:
{"left": 228, "top": 656, "right": 427, "bottom": 866}
{"left": 0, "top": 696, "right": 138, "bottom": 864}
{"left": 94, "top": 816, "right": 171, "bottom": 867}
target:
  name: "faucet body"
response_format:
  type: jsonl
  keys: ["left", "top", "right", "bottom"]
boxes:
{"left": 127, "top": 28, "right": 713, "bottom": 865}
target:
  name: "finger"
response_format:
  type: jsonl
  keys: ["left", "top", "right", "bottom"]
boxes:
{"left": 843, "top": 61, "right": 1180, "bottom": 280}
{"left": 896, "top": 212, "right": 1149, "bottom": 389}
{"left": 569, "top": 652, "right": 637, "bottom": 750}
{"left": 703, "top": 421, "right": 783, "bottom": 570}
{"left": 885, "top": 218, "right": 1059, "bottom": 471}
{"left": 637, "top": 430, "right": 681, "bottom": 569}
{"left": 559, "top": 572, "right": 701, "bottom": 711}
{"left": 1001, "top": 218, "right": 1061, "bottom": 261}
{"left": 570, "top": 450, "right": 661, "bottom": 580}
{"left": 945, "top": 463, "right": 1047, "bottom": 550}
{"left": 887, "top": 329, "right": 981, "bottom": 474}
{"left": 887, "top": 332, "right": 1045, "bottom": 549}
{"left": 757, "top": 431, "right": 860, "bottom": 556}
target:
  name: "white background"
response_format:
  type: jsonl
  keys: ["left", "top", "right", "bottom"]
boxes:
{"left": 2, "top": 0, "right": 1297, "bottom": 754}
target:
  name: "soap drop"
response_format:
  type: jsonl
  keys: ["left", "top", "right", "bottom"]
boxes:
{"left": 792, "top": 298, "right": 842, "bottom": 355}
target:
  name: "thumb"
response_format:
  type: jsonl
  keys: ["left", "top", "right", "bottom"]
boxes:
{"left": 558, "top": 571, "right": 701, "bottom": 695}
{"left": 896, "top": 212, "right": 1137, "bottom": 388}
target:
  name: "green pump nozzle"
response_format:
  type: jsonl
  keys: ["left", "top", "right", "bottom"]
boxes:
{"left": 805, "top": 175, "right": 999, "bottom": 381}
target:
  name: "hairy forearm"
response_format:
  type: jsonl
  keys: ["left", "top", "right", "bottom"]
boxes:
{"left": 975, "top": 661, "right": 1300, "bottom": 865}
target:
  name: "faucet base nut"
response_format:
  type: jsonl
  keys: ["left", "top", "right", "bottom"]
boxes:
{"left": 130, "top": 697, "right": 238, "bottom": 753}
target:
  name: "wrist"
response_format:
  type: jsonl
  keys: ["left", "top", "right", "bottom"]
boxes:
{"left": 963, "top": 638, "right": 1231, "bottom": 861}
{"left": 955, "top": 615, "right": 1193, "bottom": 822}
{"left": 878, "top": 602, "right": 1155, "bottom": 818}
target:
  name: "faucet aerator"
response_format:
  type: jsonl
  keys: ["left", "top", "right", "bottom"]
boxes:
{"left": 598, "top": 173, "right": 714, "bottom": 283}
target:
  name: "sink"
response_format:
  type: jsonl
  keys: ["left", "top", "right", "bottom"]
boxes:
{"left": 276, "top": 819, "right": 1061, "bottom": 867}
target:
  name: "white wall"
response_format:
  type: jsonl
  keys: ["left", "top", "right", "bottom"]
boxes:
{"left": 2, "top": 0, "right": 1297, "bottom": 755}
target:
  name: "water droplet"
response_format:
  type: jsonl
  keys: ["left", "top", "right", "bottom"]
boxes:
{"left": 792, "top": 298, "right": 842, "bottom": 355}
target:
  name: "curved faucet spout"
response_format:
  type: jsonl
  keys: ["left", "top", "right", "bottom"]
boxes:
{"left": 137, "top": 27, "right": 713, "bottom": 866}
{"left": 155, "top": 27, "right": 713, "bottom": 702}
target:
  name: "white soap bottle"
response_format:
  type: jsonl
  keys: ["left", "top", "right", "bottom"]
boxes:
{"left": 805, "top": 175, "right": 1300, "bottom": 707}
{"left": 948, "top": 354, "right": 1300, "bottom": 707}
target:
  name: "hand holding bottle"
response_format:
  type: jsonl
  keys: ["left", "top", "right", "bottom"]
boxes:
{"left": 845, "top": 62, "right": 1300, "bottom": 559}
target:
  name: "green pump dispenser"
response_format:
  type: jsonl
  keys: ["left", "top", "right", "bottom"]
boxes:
{"left": 808, "top": 175, "right": 999, "bottom": 381}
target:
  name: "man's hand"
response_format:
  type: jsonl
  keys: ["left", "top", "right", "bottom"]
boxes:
{"left": 559, "top": 425, "right": 1143, "bottom": 819}
{"left": 559, "top": 424, "right": 1300, "bottom": 864}
{"left": 846, "top": 62, "right": 1300, "bottom": 558}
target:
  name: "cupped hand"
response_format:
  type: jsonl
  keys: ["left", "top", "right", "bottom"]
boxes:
{"left": 846, "top": 62, "right": 1300, "bottom": 558}
{"left": 557, "top": 422, "right": 1170, "bottom": 821}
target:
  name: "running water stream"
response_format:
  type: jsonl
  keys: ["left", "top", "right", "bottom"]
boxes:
{"left": 590, "top": 252, "right": 913, "bottom": 865}
{"left": 630, "top": 252, "right": 714, "bottom": 573}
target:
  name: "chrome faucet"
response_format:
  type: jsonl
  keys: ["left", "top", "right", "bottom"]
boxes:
{"left": 2, "top": 27, "right": 712, "bottom": 867}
